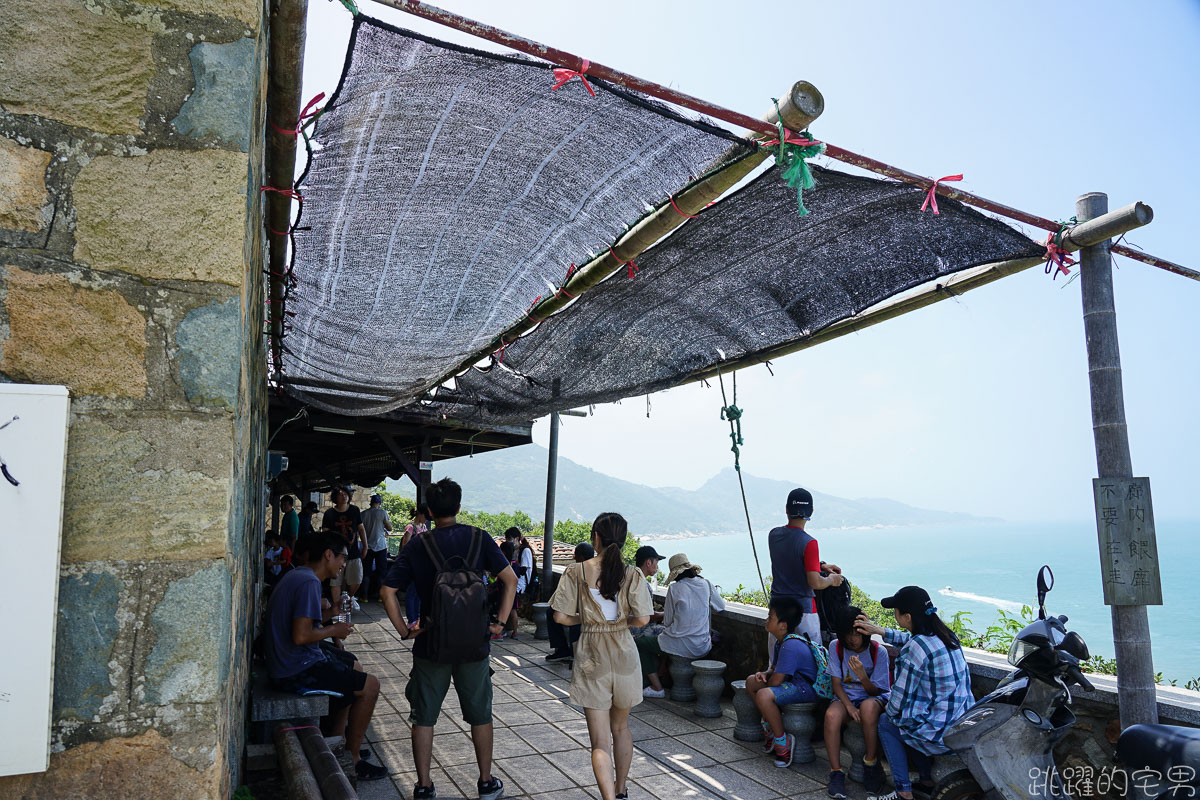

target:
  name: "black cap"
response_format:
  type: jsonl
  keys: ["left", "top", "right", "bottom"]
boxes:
{"left": 634, "top": 545, "right": 666, "bottom": 566}
{"left": 881, "top": 586, "right": 936, "bottom": 617}
{"left": 786, "top": 488, "right": 814, "bottom": 519}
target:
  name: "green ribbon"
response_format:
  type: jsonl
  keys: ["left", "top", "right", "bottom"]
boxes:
{"left": 769, "top": 99, "right": 825, "bottom": 216}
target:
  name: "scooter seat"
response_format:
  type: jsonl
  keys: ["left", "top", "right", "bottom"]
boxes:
{"left": 1117, "top": 724, "right": 1200, "bottom": 784}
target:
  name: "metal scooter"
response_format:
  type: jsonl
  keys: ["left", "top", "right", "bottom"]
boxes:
{"left": 933, "top": 566, "right": 1094, "bottom": 800}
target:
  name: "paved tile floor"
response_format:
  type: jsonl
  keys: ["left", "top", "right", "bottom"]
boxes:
{"left": 345, "top": 602, "right": 874, "bottom": 800}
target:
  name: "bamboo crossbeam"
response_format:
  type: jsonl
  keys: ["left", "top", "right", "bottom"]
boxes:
{"left": 428, "top": 84, "right": 823, "bottom": 389}
{"left": 369, "top": 0, "right": 1196, "bottom": 283}
{"left": 685, "top": 201, "right": 1156, "bottom": 385}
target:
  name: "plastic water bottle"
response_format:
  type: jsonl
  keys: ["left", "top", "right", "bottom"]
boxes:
{"left": 334, "top": 591, "right": 352, "bottom": 626}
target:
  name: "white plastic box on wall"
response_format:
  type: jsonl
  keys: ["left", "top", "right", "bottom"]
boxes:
{"left": 0, "top": 384, "right": 70, "bottom": 777}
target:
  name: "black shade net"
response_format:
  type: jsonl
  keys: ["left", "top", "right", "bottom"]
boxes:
{"left": 285, "top": 17, "right": 754, "bottom": 412}
{"left": 427, "top": 165, "right": 1044, "bottom": 424}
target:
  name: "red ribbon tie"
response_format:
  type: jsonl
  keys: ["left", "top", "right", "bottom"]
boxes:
{"left": 261, "top": 186, "right": 303, "bottom": 202}
{"left": 669, "top": 195, "right": 697, "bottom": 219}
{"left": 551, "top": 59, "right": 596, "bottom": 97}
{"left": 921, "top": 174, "right": 963, "bottom": 215}
{"left": 609, "top": 246, "right": 639, "bottom": 278}
{"left": 760, "top": 130, "right": 820, "bottom": 148}
{"left": 1042, "top": 233, "right": 1076, "bottom": 279}
{"left": 270, "top": 92, "right": 327, "bottom": 136}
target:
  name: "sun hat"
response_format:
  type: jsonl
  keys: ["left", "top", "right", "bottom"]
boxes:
{"left": 665, "top": 553, "right": 702, "bottom": 584}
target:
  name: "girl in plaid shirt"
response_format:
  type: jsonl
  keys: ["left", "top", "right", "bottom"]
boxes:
{"left": 855, "top": 586, "right": 974, "bottom": 800}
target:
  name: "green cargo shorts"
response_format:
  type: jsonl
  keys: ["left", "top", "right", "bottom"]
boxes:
{"left": 405, "top": 656, "right": 494, "bottom": 727}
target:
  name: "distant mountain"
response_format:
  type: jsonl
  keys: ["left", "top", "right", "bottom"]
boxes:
{"left": 386, "top": 444, "right": 997, "bottom": 537}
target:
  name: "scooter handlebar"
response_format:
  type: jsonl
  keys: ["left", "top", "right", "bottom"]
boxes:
{"left": 1067, "top": 664, "right": 1094, "bottom": 692}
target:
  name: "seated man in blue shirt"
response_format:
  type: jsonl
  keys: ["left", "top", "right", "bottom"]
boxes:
{"left": 263, "top": 532, "right": 388, "bottom": 781}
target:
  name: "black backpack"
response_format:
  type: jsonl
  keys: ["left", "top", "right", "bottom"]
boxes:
{"left": 814, "top": 572, "right": 853, "bottom": 645}
{"left": 419, "top": 528, "right": 490, "bottom": 664}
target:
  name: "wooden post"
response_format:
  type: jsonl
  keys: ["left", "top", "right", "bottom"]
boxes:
{"left": 541, "top": 378, "right": 561, "bottom": 600}
{"left": 1077, "top": 191, "right": 1159, "bottom": 727}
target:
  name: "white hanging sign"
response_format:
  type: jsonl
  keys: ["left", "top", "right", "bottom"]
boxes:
{"left": 0, "top": 384, "right": 70, "bottom": 776}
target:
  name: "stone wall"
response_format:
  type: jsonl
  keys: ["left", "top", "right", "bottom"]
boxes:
{"left": 0, "top": 0, "right": 267, "bottom": 797}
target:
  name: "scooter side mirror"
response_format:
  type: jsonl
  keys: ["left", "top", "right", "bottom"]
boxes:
{"left": 1058, "top": 631, "right": 1090, "bottom": 661}
{"left": 1036, "top": 565, "right": 1054, "bottom": 620}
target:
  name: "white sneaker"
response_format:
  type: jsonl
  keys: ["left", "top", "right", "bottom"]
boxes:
{"left": 351, "top": 597, "right": 361, "bottom": 611}
{"left": 642, "top": 687, "right": 666, "bottom": 699}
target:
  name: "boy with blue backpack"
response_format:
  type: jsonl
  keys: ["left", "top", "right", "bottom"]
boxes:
{"left": 743, "top": 596, "right": 833, "bottom": 768}
{"left": 825, "top": 605, "right": 893, "bottom": 798}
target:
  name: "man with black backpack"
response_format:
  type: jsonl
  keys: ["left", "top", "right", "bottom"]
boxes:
{"left": 380, "top": 478, "right": 516, "bottom": 800}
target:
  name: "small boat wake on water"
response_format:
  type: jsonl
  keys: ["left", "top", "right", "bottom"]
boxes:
{"left": 940, "top": 586, "right": 1024, "bottom": 612}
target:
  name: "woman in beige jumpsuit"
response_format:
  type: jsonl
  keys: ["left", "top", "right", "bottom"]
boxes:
{"left": 551, "top": 512, "right": 652, "bottom": 800}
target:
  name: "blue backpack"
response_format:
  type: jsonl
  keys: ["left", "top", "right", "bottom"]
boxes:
{"left": 784, "top": 632, "right": 834, "bottom": 699}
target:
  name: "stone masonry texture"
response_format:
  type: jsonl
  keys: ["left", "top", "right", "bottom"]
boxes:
{"left": 0, "top": 0, "right": 156, "bottom": 135}
{"left": 72, "top": 149, "right": 249, "bottom": 285}
{"left": 129, "top": 0, "right": 262, "bottom": 28}
{"left": 173, "top": 38, "right": 258, "bottom": 151}
{"left": 0, "top": 265, "right": 148, "bottom": 398}
{"left": 0, "top": 0, "right": 266, "bottom": 794}
{"left": 176, "top": 296, "right": 242, "bottom": 410}
{"left": 61, "top": 413, "right": 233, "bottom": 563}
{"left": 0, "top": 137, "right": 52, "bottom": 231}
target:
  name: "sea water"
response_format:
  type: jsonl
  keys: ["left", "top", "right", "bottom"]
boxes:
{"left": 643, "top": 520, "right": 1200, "bottom": 684}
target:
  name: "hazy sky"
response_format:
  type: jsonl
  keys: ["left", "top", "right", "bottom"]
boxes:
{"left": 302, "top": 1, "right": 1199, "bottom": 523}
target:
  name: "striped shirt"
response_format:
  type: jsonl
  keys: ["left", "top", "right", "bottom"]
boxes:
{"left": 884, "top": 629, "right": 975, "bottom": 755}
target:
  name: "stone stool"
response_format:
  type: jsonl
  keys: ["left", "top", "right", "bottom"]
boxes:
{"left": 531, "top": 602, "right": 551, "bottom": 640}
{"left": 781, "top": 702, "right": 818, "bottom": 764}
{"left": 691, "top": 660, "right": 726, "bottom": 718}
{"left": 668, "top": 654, "right": 698, "bottom": 702}
{"left": 842, "top": 718, "right": 866, "bottom": 783}
{"left": 730, "top": 680, "right": 764, "bottom": 742}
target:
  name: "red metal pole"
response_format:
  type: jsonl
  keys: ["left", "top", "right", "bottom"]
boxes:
{"left": 368, "top": 0, "right": 1198, "bottom": 282}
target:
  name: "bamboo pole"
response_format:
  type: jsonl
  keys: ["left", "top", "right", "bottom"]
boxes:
{"left": 266, "top": 0, "right": 309, "bottom": 372}
{"left": 1077, "top": 192, "right": 1158, "bottom": 728}
{"left": 684, "top": 201, "right": 1155, "bottom": 385}
{"left": 296, "top": 725, "right": 356, "bottom": 800}
{"left": 429, "top": 83, "right": 822, "bottom": 390}
{"left": 274, "top": 726, "right": 322, "bottom": 800}
{"left": 368, "top": 0, "right": 1197, "bottom": 283}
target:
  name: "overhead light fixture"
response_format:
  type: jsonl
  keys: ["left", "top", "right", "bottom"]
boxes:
{"left": 313, "top": 426, "right": 356, "bottom": 435}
